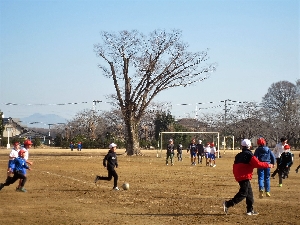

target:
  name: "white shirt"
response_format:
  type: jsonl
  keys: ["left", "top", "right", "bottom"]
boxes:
{"left": 22, "top": 147, "right": 29, "bottom": 161}
{"left": 204, "top": 146, "right": 211, "bottom": 153}
{"left": 9, "top": 148, "right": 19, "bottom": 160}
{"left": 210, "top": 147, "right": 216, "bottom": 154}
{"left": 273, "top": 143, "right": 285, "bottom": 158}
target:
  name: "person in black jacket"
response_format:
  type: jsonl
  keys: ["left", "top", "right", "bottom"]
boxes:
{"left": 94, "top": 143, "right": 119, "bottom": 190}
{"left": 196, "top": 140, "right": 204, "bottom": 164}
{"left": 278, "top": 144, "right": 293, "bottom": 187}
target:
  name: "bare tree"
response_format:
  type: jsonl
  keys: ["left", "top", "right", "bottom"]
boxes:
{"left": 262, "top": 80, "right": 300, "bottom": 144}
{"left": 94, "top": 29, "right": 217, "bottom": 155}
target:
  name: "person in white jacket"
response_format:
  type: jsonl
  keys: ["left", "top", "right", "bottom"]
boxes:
{"left": 271, "top": 137, "right": 287, "bottom": 179}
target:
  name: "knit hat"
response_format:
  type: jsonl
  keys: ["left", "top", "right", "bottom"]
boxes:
{"left": 284, "top": 144, "right": 290, "bottom": 150}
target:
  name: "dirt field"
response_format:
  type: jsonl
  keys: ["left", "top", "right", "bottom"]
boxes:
{"left": 0, "top": 148, "right": 299, "bottom": 225}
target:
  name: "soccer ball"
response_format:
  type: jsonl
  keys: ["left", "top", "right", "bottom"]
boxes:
{"left": 122, "top": 182, "right": 129, "bottom": 190}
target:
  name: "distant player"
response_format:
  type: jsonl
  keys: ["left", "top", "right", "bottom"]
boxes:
{"left": 210, "top": 143, "right": 217, "bottom": 167}
{"left": 196, "top": 140, "right": 204, "bottom": 164}
{"left": 187, "top": 139, "right": 197, "bottom": 166}
{"left": 204, "top": 143, "right": 211, "bottom": 166}
{"left": 166, "top": 139, "right": 175, "bottom": 166}
{"left": 177, "top": 142, "right": 183, "bottom": 161}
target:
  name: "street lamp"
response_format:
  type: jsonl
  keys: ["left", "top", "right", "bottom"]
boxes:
{"left": 6, "top": 117, "right": 12, "bottom": 149}
{"left": 48, "top": 124, "right": 54, "bottom": 146}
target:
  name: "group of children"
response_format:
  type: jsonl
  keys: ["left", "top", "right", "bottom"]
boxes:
{"left": 224, "top": 137, "right": 296, "bottom": 216}
{"left": 165, "top": 138, "right": 217, "bottom": 167}
{"left": 70, "top": 142, "right": 82, "bottom": 151}
{"left": 0, "top": 140, "right": 33, "bottom": 192}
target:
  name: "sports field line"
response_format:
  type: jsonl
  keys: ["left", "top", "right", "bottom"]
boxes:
{"left": 41, "top": 170, "right": 96, "bottom": 187}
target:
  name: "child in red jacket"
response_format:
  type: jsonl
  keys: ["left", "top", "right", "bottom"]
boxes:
{"left": 223, "top": 139, "right": 273, "bottom": 216}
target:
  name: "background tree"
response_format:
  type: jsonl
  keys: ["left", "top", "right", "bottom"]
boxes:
{"left": 262, "top": 80, "right": 299, "bottom": 144}
{"left": 94, "top": 29, "right": 217, "bottom": 155}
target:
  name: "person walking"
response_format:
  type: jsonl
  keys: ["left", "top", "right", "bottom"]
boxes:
{"left": 77, "top": 142, "right": 82, "bottom": 151}
{"left": 70, "top": 142, "right": 74, "bottom": 151}
{"left": 166, "top": 139, "right": 175, "bottom": 166}
{"left": 278, "top": 144, "right": 293, "bottom": 187}
{"left": 196, "top": 140, "right": 204, "bottom": 164}
{"left": 204, "top": 143, "right": 211, "bottom": 166}
{"left": 0, "top": 149, "right": 31, "bottom": 192}
{"left": 94, "top": 143, "right": 119, "bottom": 190}
{"left": 210, "top": 143, "right": 217, "bottom": 167}
{"left": 177, "top": 142, "right": 183, "bottom": 162}
{"left": 254, "top": 137, "right": 275, "bottom": 198}
{"left": 187, "top": 138, "right": 197, "bottom": 166}
{"left": 223, "top": 139, "right": 273, "bottom": 216}
{"left": 271, "top": 137, "right": 287, "bottom": 179}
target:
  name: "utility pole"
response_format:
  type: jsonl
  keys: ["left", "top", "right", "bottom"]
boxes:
{"left": 92, "top": 100, "right": 102, "bottom": 111}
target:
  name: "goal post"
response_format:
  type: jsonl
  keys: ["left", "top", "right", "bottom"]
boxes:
{"left": 157, "top": 131, "right": 220, "bottom": 158}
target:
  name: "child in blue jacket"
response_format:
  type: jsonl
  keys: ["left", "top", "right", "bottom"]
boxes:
{"left": 254, "top": 137, "right": 275, "bottom": 198}
{"left": 0, "top": 149, "right": 30, "bottom": 192}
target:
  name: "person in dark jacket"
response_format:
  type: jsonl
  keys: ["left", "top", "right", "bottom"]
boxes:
{"left": 223, "top": 139, "right": 273, "bottom": 216}
{"left": 177, "top": 143, "right": 183, "bottom": 162}
{"left": 278, "top": 144, "right": 293, "bottom": 187}
{"left": 94, "top": 143, "right": 119, "bottom": 190}
{"left": 254, "top": 137, "right": 275, "bottom": 198}
{"left": 166, "top": 139, "right": 175, "bottom": 166}
{"left": 196, "top": 140, "right": 204, "bottom": 164}
{"left": 187, "top": 138, "right": 197, "bottom": 166}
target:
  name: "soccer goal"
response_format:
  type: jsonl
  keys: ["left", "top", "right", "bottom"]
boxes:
{"left": 157, "top": 131, "right": 220, "bottom": 158}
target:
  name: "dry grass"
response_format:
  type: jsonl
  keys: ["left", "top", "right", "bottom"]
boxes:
{"left": 0, "top": 148, "right": 299, "bottom": 225}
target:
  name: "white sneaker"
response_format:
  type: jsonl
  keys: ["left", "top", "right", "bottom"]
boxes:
{"left": 246, "top": 211, "right": 259, "bottom": 216}
{"left": 213, "top": 164, "right": 216, "bottom": 167}
{"left": 113, "top": 187, "right": 120, "bottom": 191}
{"left": 223, "top": 201, "right": 228, "bottom": 214}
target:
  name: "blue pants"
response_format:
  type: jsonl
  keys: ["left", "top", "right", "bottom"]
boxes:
{"left": 257, "top": 168, "right": 271, "bottom": 192}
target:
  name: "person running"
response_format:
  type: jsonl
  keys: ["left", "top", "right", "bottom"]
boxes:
{"left": 271, "top": 137, "right": 287, "bottom": 179}
{"left": 94, "top": 143, "right": 119, "bottom": 190}
{"left": 4, "top": 142, "right": 20, "bottom": 185}
{"left": 210, "top": 143, "right": 217, "bottom": 167}
{"left": 204, "top": 143, "right": 211, "bottom": 166}
{"left": 278, "top": 144, "right": 293, "bottom": 187}
{"left": 196, "top": 140, "right": 204, "bottom": 164}
{"left": 17, "top": 139, "right": 33, "bottom": 190}
{"left": 177, "top": 142, "right": 183, "bottom": 162}
{"left": 0, "top": 149, "right": 31, "bottom": 192}
{"left": 166, "top": 139, "right": 175, "bottom": 166}
{"left": 254, "top": 137, "right": 275, "bottom": 198}
{"left": 187, "top": 138, "right": 197, "bottom": 166}
{"left": 223, "top": 139, "right": 273, "bottom": 216}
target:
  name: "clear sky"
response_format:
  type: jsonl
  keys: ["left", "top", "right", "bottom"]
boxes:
{"left": 0, "top": 0, "right": 299, "bottom": 124}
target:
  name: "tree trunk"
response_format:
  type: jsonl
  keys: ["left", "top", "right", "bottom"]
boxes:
{"left": 125, "top": 118, "right": 141, "bottom": 156}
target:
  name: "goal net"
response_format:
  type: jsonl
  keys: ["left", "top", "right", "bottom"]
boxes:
{"left": 157, "top": 131, "right": 220, "bottom": 158}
